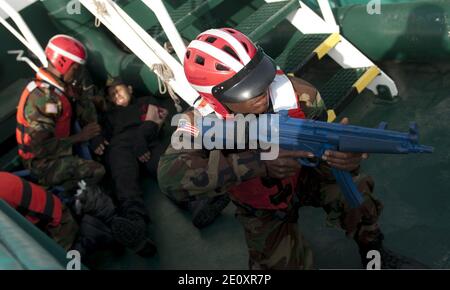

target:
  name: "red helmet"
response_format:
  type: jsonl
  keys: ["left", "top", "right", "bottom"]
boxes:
{"left": 184, "top": 28, "right": 276, "bottom": 117}
{"left": 45, "top": 34, "right": 87, "bottom": 75}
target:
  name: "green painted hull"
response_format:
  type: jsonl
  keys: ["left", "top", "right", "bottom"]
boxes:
{"left": 1, "top": 0, "right": 449, "bottom": 94}
{"left": 335, "top": 0, "right": 450, "bottom": 61}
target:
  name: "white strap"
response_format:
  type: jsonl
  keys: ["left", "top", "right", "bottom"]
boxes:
{"left": 37, "top": 70, "right": 65, "bottom": 92}
{"left": 269, "top": 73, "right": 298, "bottom": 112}
{"left": 25, "top": 81, "right": 37, "bottom": 93}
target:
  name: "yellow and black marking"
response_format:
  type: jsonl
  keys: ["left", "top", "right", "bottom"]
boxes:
{"left": 294, "top": 33, "right": 341, "bottom": 76}
{"left": 353, "top": 66, "right": 381, "bottom": 94}
{"left": 327, "top": 109, "right": 337, "bottom": 123}
{"left": 326, "top": 66, "right": 381, "bottom": 122}
{"left": 313, "top": 33, "right": 341, "bottom": 59}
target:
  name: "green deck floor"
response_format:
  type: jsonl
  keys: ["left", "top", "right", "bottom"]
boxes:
{"left": 90, "top": 61, "right": 449, "bottom": 269}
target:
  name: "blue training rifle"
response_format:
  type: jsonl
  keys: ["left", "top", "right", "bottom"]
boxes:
{"left": 270, "top": 111, "right": 433, "bottom": 207}
{"left": 192, "top": 111, "right": 433, "bottom": 208}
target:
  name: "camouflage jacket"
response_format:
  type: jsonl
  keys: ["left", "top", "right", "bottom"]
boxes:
{"left": 157, "top": 77, "right": 328, "bottom": 203}
{"left": 21, "top": 68, "right": 99, "bottom": 162}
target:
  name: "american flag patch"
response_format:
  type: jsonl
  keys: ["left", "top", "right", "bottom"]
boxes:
{"left": 176, "top": 119, "right": 199, "bottom": 137}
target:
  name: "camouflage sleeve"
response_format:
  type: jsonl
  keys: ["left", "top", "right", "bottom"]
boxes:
{"left": 158, "top": 145, "right": 267, "bottom": 202}
{"left": 74, "top": 93, "right": 98, "bottom": 126}
{"left": 71, "top": 67, "right": 101, "bottom": 126}
{"left": 26, "top": 90, "right": 73, "bottom": 159}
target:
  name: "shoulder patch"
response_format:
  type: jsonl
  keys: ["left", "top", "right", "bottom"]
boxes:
{"left": 44, "top": 103, "right": 58, "bottom": 115}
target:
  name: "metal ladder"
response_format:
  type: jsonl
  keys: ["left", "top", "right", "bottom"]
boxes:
{"left": 230, "top": 0, "right": 398, "bottom": 121}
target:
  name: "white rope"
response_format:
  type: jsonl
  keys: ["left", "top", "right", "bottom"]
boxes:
{"left": 152, "top": 63, "right": 183, "bottom": 112}
{"left": 91, "top": 0, "right": 183, "bottom": 112}
{"left": 93, "top": 0, "right": 107, "bottom": 27}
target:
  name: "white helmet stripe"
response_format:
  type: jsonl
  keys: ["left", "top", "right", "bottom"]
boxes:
{"left": 190, "top": 83, "right": 214, "bottom": 94}
{"left": 199, "top": 29, "right": 251, "bottom": 65}
{"left": 47, "top": 42, "right": 86, "bottom": 64}
{"left": 47, "top": 35, "right": 86, "bottom": 64}
{"left": 189, "top": 40, "right": 243, "bottom": 72}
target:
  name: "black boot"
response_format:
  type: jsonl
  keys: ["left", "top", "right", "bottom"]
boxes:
{"left": 190, "top": 194, "right": 231, "bottom": 229}
{"left": 358, "top": 233, "right": 429, "bottom": 269}
{"left": 112, "top": 211, "right": 157, "bottom": 257}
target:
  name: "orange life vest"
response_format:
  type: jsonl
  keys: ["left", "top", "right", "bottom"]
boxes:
{"left": 16, "top": 68, "right": 72, "bottom": 160}
{"left": 0, "top": 172, "right": 62, "bottom": 227}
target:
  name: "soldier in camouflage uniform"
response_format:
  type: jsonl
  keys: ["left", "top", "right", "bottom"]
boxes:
{"left": 158, "top": 28, "right": 426, "bottom": 269}
{"left": 16, "top": 36, "right": 105, "bottom": 192}
{"left": 15, "top": 35, "right": 156, "bottom": 260}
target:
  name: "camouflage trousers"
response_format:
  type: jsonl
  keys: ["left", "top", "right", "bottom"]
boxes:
{"left": 29, "top": 156, "right": 105, "bottom": 192}
{"left": 235, "top": 168, "right": 383, "bottom": 270}
{"left": 47, "top": 204, "right": 79, "bottom": 251}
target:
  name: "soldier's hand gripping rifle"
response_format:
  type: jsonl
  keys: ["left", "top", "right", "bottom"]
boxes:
{"left": 270, "top": 111, "right": 433, "bottom": 207}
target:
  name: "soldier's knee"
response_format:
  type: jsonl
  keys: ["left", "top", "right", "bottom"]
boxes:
{"left": 77, "top": 160, "right": 105, "bottom": 184}
{"left": 356, "top": 175, "right": 383, "bottom": 218}
{"left": 356, "top": 174, "right": 375, "bottom": 194}
{"left": 92, "top": 162, "right": 106, "bottom": 179}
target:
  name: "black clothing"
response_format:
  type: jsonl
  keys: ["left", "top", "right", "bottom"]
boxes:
{"left": 102, "top": 96, "right": 165, "bottom": 221}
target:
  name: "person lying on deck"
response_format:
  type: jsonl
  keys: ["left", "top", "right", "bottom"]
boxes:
{"left": 98, "top": 77, "right": 169, "bottom": 254}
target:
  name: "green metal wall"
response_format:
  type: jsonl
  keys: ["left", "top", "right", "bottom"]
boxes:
{"left": 334, "top": 0, "right": 450, "bottom": 61}
{"left": 40, "top": 0, "right": 161, "bottom": 96}
{"left": 2, "top": 0, "right": 448, "bottom": 95}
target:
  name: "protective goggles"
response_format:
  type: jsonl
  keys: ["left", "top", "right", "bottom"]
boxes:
{"left": 211, "top": 47, "right": 276, "bottom": 103}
